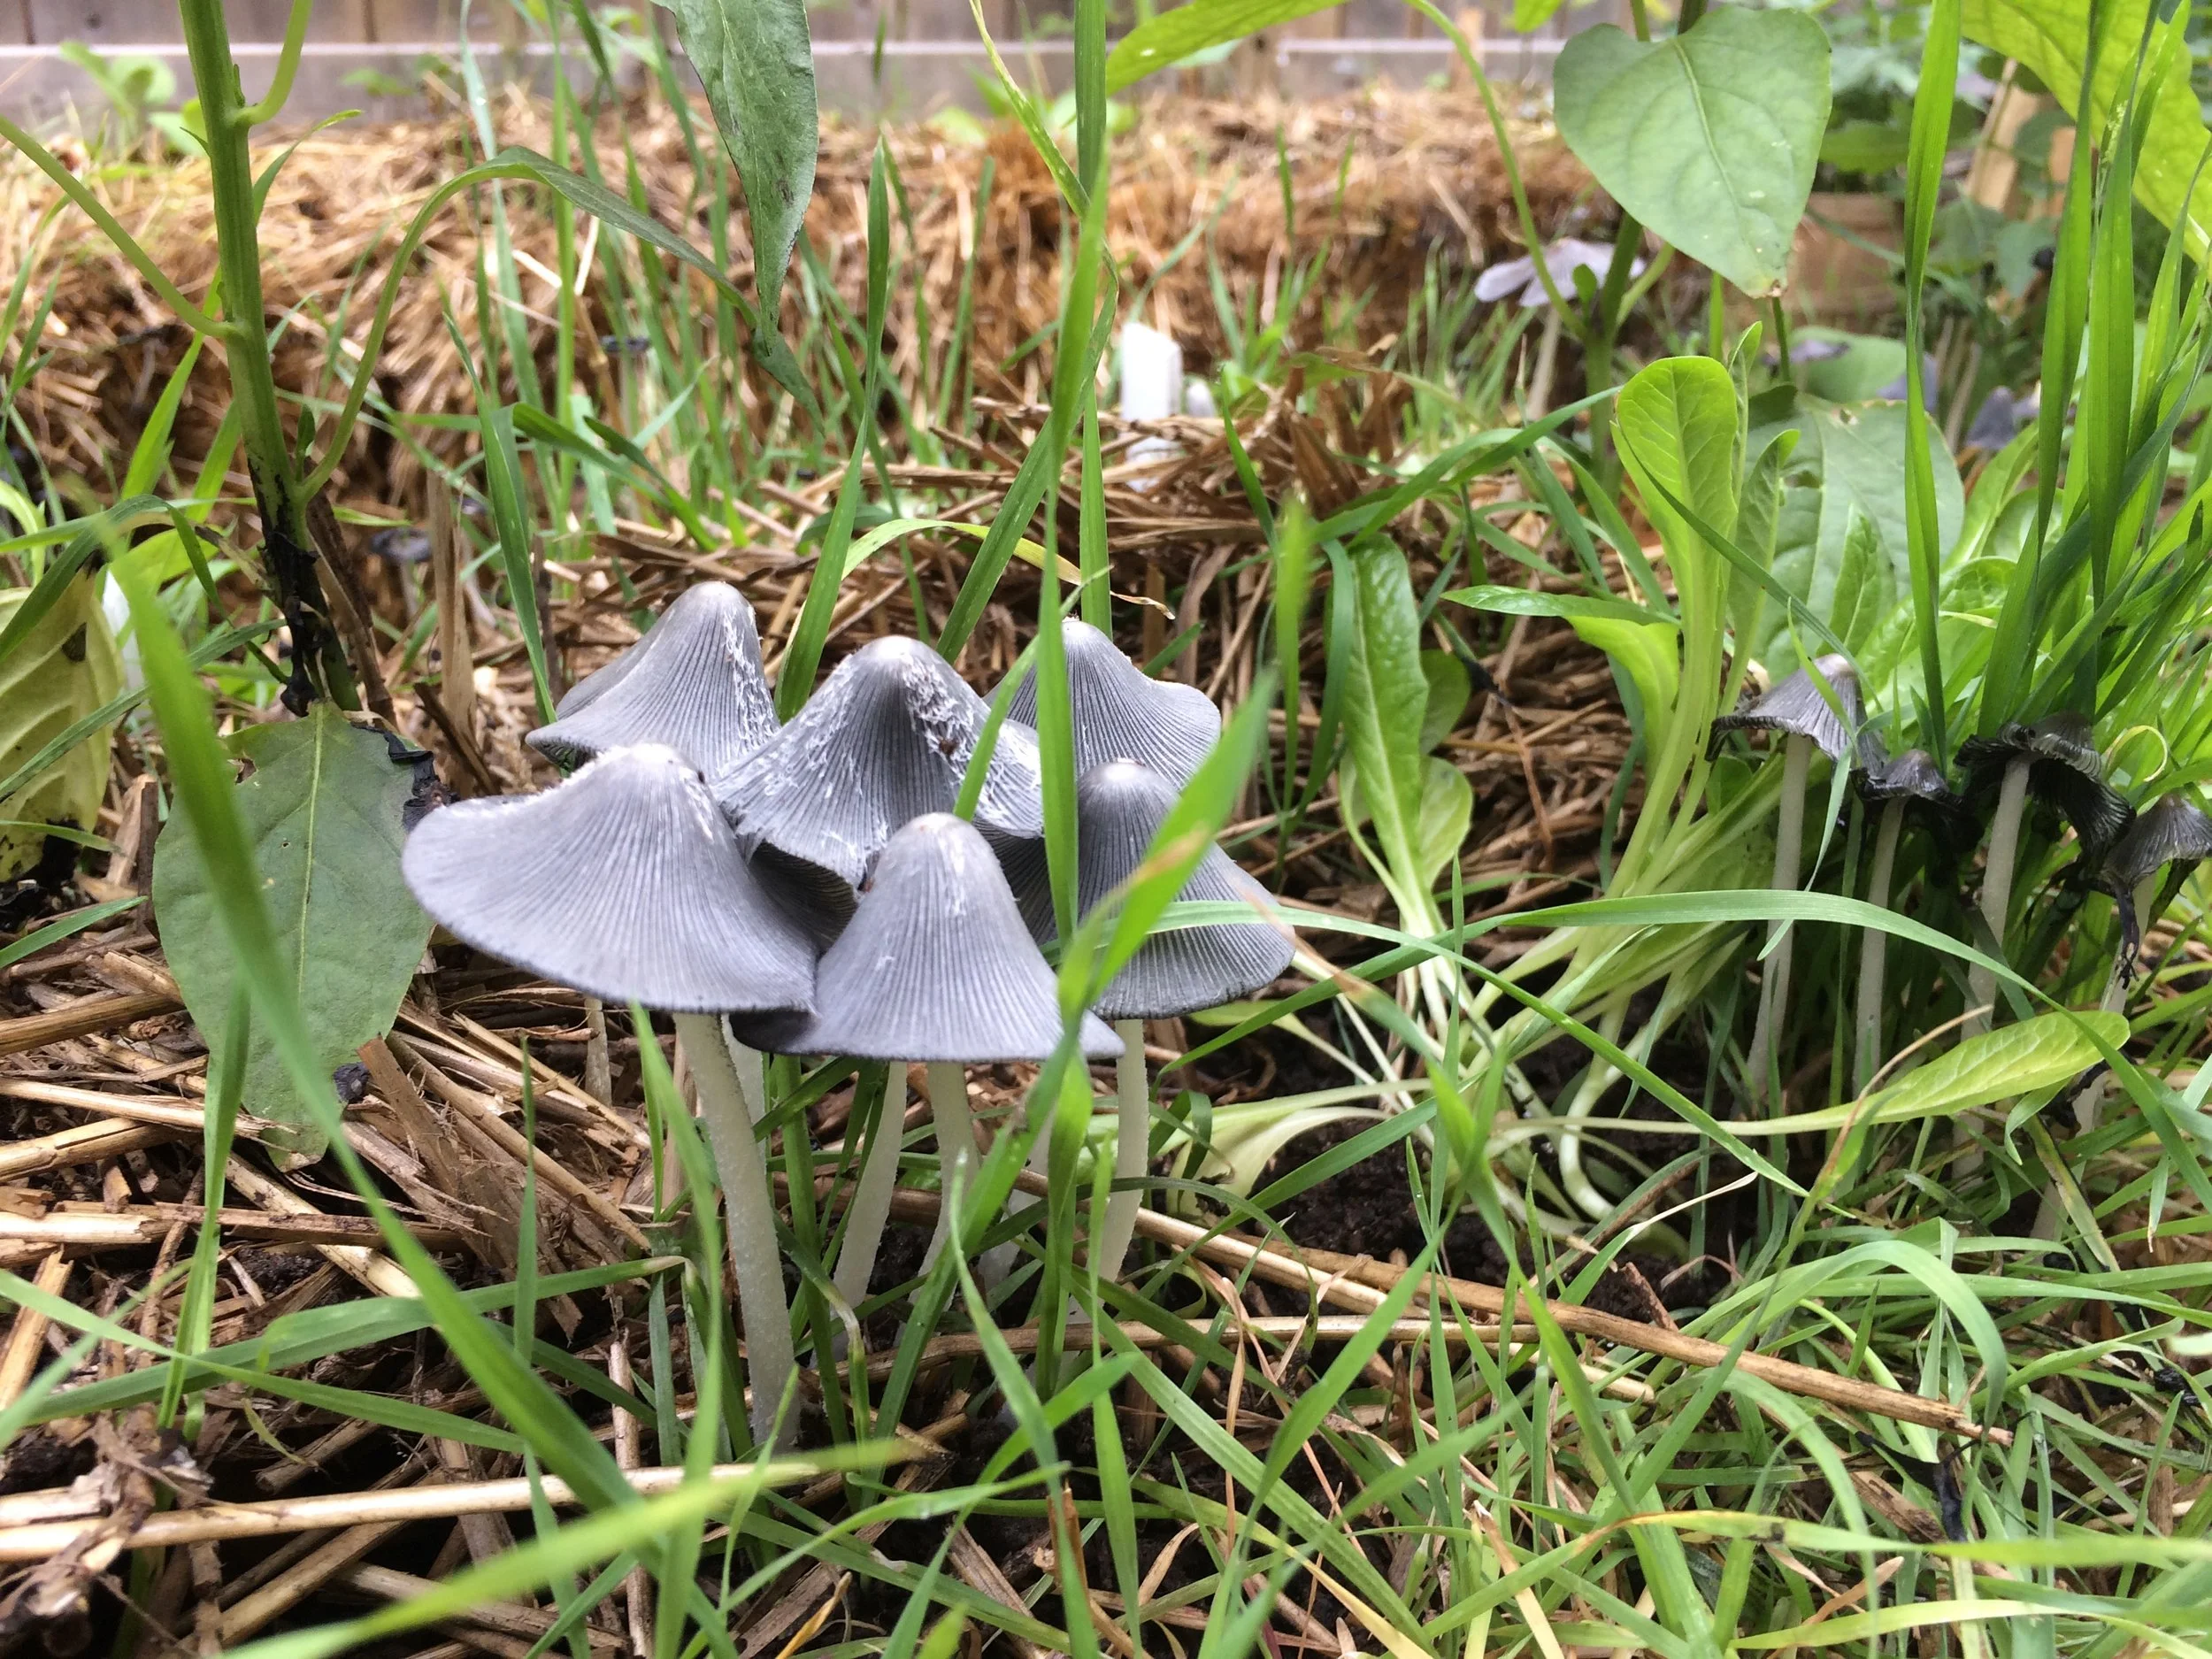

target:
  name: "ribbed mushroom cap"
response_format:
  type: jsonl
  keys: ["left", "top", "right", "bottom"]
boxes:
{"left": 717, "top": 636, "right": 1044, "bottom": 888}
{"left": 774, "top": 814, "right": 1118, "bottom": 1063}
{"left": 1002, "top": 762, "right": 1295, "bottom": 1019}
{"left": 528, "top": 583, "right": 777, "bottom": 780}
{"left": 998, "top": 619, "right": 1219, "bottom": 787}
{"left": 1958, "top": 712, "right": 2135, "bottom": 861}
{"left": 2103, "top": 792, "right": 2212, "bottom": 888}
{"left": 1709, "top": 654, "right": 1863, "bottom": 763}
{"left": 1859, "top": 747, "right": 1963, "bottom": 810}
{"left": 402, "top": 744, "right": 816, "bottom": 1016}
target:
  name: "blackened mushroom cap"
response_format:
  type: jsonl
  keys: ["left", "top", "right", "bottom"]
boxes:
{"left": 998, "top": 618, "right": 1220, "bottom": 787}
{"left": 2101, "top": 792, "right": 2212, "bottom": 888}
{"left": 772, "top": 814, "right": 1118, "bottom": 1063}
{"left": 1858, "top": 747, "right": 1964, "bottom": 810}
{"left": 1958, "top": 712, "right": 2136, "bottom": 861}
{"left": 1003, "top": 761, "right": 1295, "bottom": 1020}
{"left": 401, "top": 744, "right": 816, "bottom": 1016}
{"left": 527, "top": 582, "right": 777, "bottom": 780}
{"left": 716, "top": 635, "right": 1044, "bottom": 888}
{"left": 1709, "top": 654, "right": 1863, "bottom": 763}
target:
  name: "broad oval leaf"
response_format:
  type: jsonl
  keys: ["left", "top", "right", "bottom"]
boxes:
{"left": 0, "top": 574, "right": 120, "bottom": 881}
{"left": 667, "top": 0, "right": 818, "bottom": 319}
{"left": 1338, "top": 542, "right": 1427, "bottom": 904}
{"left": 1555, "top": 7, "right": 1831, "bottom": 297}
{"left": 152, "top": 704, "right": 433, "bottom": 1163}
{"left": 1859, "top": 1011, "right": 2129, "bottom": 1123}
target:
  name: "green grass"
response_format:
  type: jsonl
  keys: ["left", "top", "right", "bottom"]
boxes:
{"left": 3, "top": 0, "right": 2212, "bottom": 1654}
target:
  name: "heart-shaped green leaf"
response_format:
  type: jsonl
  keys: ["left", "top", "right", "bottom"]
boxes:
{"left": 1555, "top": 7, "right": 1831, "bottom": 297}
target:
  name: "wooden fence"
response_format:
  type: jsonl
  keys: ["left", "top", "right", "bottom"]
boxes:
{"left": 0, "top": 0, "right": 1597, "bottom": 119}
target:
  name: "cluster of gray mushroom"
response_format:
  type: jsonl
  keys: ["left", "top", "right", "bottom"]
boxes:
{"left": 400, "top": 583, "right": 1294, "bottom": 1447}
{"left": 1711, "top": 656, "right": 2211, "bottom": 1099}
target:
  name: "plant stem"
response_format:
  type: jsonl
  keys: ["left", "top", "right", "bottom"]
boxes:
{"left": 672, "top": 1012, "right": 793, "bottom": 1452}
{"left": 919, "top": 1061, "right": 976, "bottom": 1271}
{"left": 832, "top": 1077, "right": 904, "bottom": 1310}
{"left": 176, "top": 0, "right": 354, "bottom": 712}
{"left": 1966, "top": 756, "right": 2032, "bottom": 1037}
{"left": 1853, "top": 798, "right": 1905, "bottom": 1095}
{"left": 1746, "top": 735, "right": 1810, "bottom": 1110}
{"left": 1087, "top": 1018, "right": 1151, "bottom": 1283}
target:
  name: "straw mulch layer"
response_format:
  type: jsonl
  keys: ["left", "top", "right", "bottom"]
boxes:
{"left": 5, "top": 82, "right": 1595, "bottom": 516}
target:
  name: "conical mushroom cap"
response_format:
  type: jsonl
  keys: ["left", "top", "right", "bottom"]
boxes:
{"left": 1959, "top": 712, "right": 2135, "bottom": 861}
{"left": 1709, "top": 654, "right": 1863, "bottom": 763}
{"left": 777, "top": 814, "right": 1118, "bottom": 1063}
{"left": 1860, "top": 747, "right": 1962, "bottom": 810}
{"left": 999, "top": 618, "right": 1220, "bottom": 786}
{"left": 717, "top": 636, "right": 1044, "bottom": 887}
{"left": 403, "top": 744, "right": 816, "bottom": 1016}
{"left": 2104, "top": 792, "right": 2212, "bottom": 887}
{"left": 528, "top": 583, "right": 777, "bottom": 781}
{"left": 1002, "top": 762, "right": 1295, "bottom": 1019}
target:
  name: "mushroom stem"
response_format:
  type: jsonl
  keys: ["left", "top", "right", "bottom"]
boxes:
{"left": 1852, "top": 798, "right": 1906, "bottom": 1095}
{"left": 1090, "top": 1018, "right": 1152, "bottom": 1282}
{"left": 719, "top": 1023, "right": 768, "bottom": 1125}
{"left": 581, "top": 995, "right": 612, "bottom": 1105}
{"left": 1966, "top": 755, "right": 2032, "bottom": 1037}
{"left": 832, "top": 1075, "right": 905, "bottom": 1312}
{"left": 919, "top": 1062, "right": 978, "bottom": 1272}
{"left": 672, "top": 1012, "right": 795, "bottom": 1453}
{"left": 1746, "top": 733, "right": 1810, "bottom": 1110}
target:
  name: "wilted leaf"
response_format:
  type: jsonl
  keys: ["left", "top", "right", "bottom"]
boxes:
{"left": 153, "top": 705, "right": 433, "bottom": 1162}
{"left": 1555, "top": 7, "right": 1830, "bottom": 296}
{"left": 0, "top": 575, "right": 121, "bottom": 882}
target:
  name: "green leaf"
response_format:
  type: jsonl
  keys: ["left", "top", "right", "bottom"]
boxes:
{"left": 1857, "top": 1010, "right": 2129, "bottom": 1123}
{"left": 1417, "top": 650, "right": 1470, "bottom": 755}
{"left": 666, "top": 0, "right": 818, "bottom": 319}
{"left": 1413, "top": 757, "right": 1471, "bottom": 897}
{"left": 1445, "top": 585, "right": 1670, "bottom": 630}
{"left": 1511, "top": 0, "right": 1565, "bottom": 32}
{"left": 1339, "top": 542, "right": 1428, "bottom": 910}
{"left": 1104, "top": 0, "right": 1341, "bottom": 93}
{"left": 152, "top": 704, "right": 432, "bottom": 1162}
{"left": 1960, "top": 0, "right": 2210, "bottom": 256}
{"left": 1554, "top": 7, "right": 1831, "bottom": 297}
{"left": 1570, "top": 616, "right": 1680, "bottom": 763}
{"left": 1819, "top": 119, "right": 1912, "bottom": 176}
{"left": 0, "top": 574, "right": 121, "bottom": 882}
{"left": 1750, "top": 396, "right": 1964, "bottom": 676}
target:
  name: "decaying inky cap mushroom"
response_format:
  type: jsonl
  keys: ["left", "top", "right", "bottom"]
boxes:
{"left": 1005, "top": 759, "right": 1294, "bottom": 1279}
{"left": 401, "top": 744, "right": 813, "bottom": 1450}
{"left": 527, "top": 581, "right": 777, "bottom": 783}
{"left": 717, "top": 636, "right": 1045, "bottom": 898}
{"left": 765, "top": 813, "right": 1117, "bottom": 1305}
{"left": 2099, "top": 791, "right": 2212, "bottom": 976}
{"left": 999, "top": 618, "right": 1220, "bottom": 787}
{"left": 1709, "top": 655, "right": 1864, "bottom": 1108}
{"left": 1956, "top": 712, "right": 2135, "bottom": 1033}
{"left": 1851, "top": 745, "right": 1966, "bottom": 1092}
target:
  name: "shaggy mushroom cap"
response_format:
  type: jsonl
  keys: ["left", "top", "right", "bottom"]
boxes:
{"left": 402, "top": 744, "right": 816, "bottom": 1017}
{"left": 527, "top": 582, "right": 778, "bottom": 782}
{"left": 999, "top": 618, "right": 1220, "bottom": 787}
{"left": 1958, "top": 712, "right": 2136, "bottom": 862}
{"left": 2103, "top": 792, "right": 2212, "bottom": 890}
{"left": 1859, "top": 747, "right": 1964, "bottom": 811}
{"left": 1709, "top": 654, "right": 1863, "bottom": 764}
{"left": 768, "top": 814, "right": 1118, "bottom": 1064}
{"left": 1002, "top": 761, "right": 1294, "bottom": 1020}
{"left": 716, "top": 636, "right": 1044, "bottom": 890}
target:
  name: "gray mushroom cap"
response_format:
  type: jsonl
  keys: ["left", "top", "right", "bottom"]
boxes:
{"left": 1958, "top": 712, "right": 2135, "bottom": 861}
{"left": 1709, "top": 654, "right": 1863, "bottom": 763}
{"left": 772, "top": 813, "right": 1118, "bottom": 1064}
{"left": 527, "top": 582, "right": 778, "bottom": 781}
{"left": 998, "top": 618, "right": 1220, "bottom": 787}
{"left": 2103, "top": 792, "right": 2212, "bottom": 888}
{"left": 1002, "top": 761, "right": 1295, "bottom": 1020}
{"left": 1859, "top": 747, "right": 1963, "bottom": 810}
{"left": 716, "top": 635, "right": 1044, "bottom": 889}
{"left": 402, "top": 744, "right": 816, "bottom": 1016}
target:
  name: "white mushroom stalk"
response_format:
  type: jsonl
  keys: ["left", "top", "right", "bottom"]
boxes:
{"left": 1955, "top": 713, "right": 2133, "bottom": 1037}
{"left": 399, "top": 742, "right": 817, "bottom": 1454}
{"left": 1850, "top": 748, "right": 1962, "bottom": 1094}
{"left": 1708, "top": 655, "right": 1863, "bottom": 1110}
